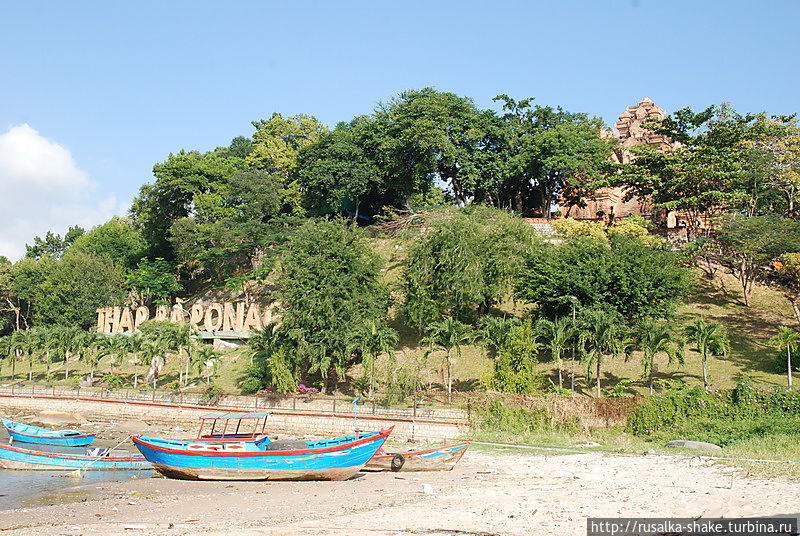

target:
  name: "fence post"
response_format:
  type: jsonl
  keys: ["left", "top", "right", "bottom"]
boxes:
{"left": 292, "top": 396, "right": 296, "bottom": 411}
{"left": 332, "top": 397, "right": 336, "bottom": 415}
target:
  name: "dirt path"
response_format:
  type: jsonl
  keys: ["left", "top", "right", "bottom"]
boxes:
{"left": 2, "top": 450, "right": 799, "bottom": 535}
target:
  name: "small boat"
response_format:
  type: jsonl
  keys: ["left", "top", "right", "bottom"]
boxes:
{"left": 363, "top": 441, "right": 470, "bottom": 472}
{"left": 131, "top": 428, "right": 393, "bottom": 481}
{"left": 0, "top": 443, "right": 151, "bottom": 471}
{"left": 2, "top": 418, "right": 96, "bottom": 447}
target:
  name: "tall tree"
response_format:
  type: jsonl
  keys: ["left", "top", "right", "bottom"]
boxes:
{"left": 421, "top": 317, "right": 474, "bottom": 398}
{"left": 376, "top": 88, "right": 485, "bottom": 205}
{"left": 714, "top": 215, "right": 800, "bottom": 306}
{"left": 272, "top": 219, "right": 390, "bottom": 391}
{"left": 769, "top": 326, "right": 800, "bottom": 387}
{"left": 617, "top": 105, "right": 796, "bottom": 237}
{"left": 346, "top": 319, "right": 398, "bottom": 396}
{"left": 577, "top": 308, "right": 629, "bottom": 397}
{"left": 536, "top": 317, "right": 573, "bottom": 389}
{"left": 632, "top": 317, "right": 684, "bottom": 393}
{"left": 685, "top": 318, "right": 730, "bottom": 389}
{"left": 404, "top": 208, "right": 538, "bottom": 328}
{"left": 130, "top": 150, "right": 241, "bottom": 259}
{"left": 33, "top": 251, "right": 125, "bottom": 328}
{"left": 246, "top": 112, "right": 327, "bottom": 214}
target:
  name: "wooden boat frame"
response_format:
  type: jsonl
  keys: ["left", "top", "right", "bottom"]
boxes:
{"left": 195, "top": 411, "right": 272, "bottom": 441}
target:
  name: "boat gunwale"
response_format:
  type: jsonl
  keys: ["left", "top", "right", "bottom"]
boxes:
{"left": 371, "top": 441, "right": 470, "bottom": 460}
{"left": 0, "top": 442, "right": 145, "bottom": 462}
{"left": 132, "top": 427, "right": 393, "bottom": 458}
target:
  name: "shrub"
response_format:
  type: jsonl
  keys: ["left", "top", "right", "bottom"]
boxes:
{"left": 200, "top": 384, "right": 225, "bottom": 406}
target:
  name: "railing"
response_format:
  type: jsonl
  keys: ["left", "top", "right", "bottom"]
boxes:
{"left": 0, "top": 384, "right": 470, "bottom": 423}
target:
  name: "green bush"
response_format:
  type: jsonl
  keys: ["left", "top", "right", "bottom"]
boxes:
{"left": 628, "top": 375, "right": 800, "bottom": 446}
{"left": 480, "top": 399, "right": 578, "bottom": 434}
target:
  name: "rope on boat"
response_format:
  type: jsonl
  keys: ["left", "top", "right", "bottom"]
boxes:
{"left": 470, "top": 440, "right": 800, "bottom": 464}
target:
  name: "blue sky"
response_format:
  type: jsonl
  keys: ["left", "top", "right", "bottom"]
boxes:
{"left": 0, "top": 0, "right": 798, "bottom": 258}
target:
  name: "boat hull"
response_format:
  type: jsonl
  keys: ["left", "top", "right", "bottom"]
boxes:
{"left": 132, "top": 429, "right": 392, "bottom": 481}
{"left": 2, "top": 419, "right": 95, "bottom": 447}
{"left": 0, "top": 443, "right": 150, "bottom": 471}
{"left": 363, "top": 441, "right": 470, "bottom": 472}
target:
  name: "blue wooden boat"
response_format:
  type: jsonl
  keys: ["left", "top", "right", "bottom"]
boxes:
{"left": 131, "top": 427, "right": 393, "bottom": 481}
{"left": 363, "top": 441, "right": 471, "bottom": 472}
{"left": 0, "top": 443, "right": 151, "bottom": 471}
{"left": 2, "top": 418, "right": 96, "bottom": 447}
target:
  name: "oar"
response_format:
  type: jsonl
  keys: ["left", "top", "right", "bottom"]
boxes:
{"left": 68, "top": 435, "right": 132, "bottom": 479}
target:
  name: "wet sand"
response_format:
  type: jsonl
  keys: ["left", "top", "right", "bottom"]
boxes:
{"left": 2, "top": 450, "right": 799, "bottom": 535}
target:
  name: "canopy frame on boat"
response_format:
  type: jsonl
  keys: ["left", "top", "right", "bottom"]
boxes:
{"left": 197, "top": 411, "right": 272, "bottom": 439}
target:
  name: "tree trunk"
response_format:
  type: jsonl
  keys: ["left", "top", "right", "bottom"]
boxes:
{"left": 789, "top": 297, "right": 800, "bottom": 327}
{"left": 445, "top": 349, "right": 452, "bottom": 401}
{"left": 28, "top": 358, "right": 33, "bottom": 381}
{"left": 788, "top": 346, "right": 793, "bottom": 388}
{"left": 702, "top": 351, "right": 709, "bottom": 389}
{"left": 596, "top": 359, "right": 601, "bottom": 398}
{"left": 557, "top": 364, "right": 563, "bottom": 390}
{"left": 570, "top": 357, "right": 575, "bottom": 393}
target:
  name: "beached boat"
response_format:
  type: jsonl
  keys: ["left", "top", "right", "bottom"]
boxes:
{"left": 2, "top": 418, "right": 96, "bottom": 447}
{"left": 131, "top": 428, "right": 393, "bottom": 481}
{"left": 363, "top": 441, "right": 470, "bottom": 472}
{"left": 0, "top": 443, "right": 150, "bottom": 471}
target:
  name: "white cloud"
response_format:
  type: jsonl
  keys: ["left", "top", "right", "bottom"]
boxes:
{"left": 0, "top": 124, "right": 126, "bottom": 261}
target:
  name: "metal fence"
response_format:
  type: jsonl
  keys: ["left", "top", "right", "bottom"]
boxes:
{"left": 0, "top": 384, "right": 470, "bottom": 423}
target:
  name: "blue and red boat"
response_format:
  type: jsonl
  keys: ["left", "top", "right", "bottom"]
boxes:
{"left": 131, "top": 428, "right": 393, "bottom": 481}
{"left": 2, "top": 418, "right": 96, "bottom": 447}
{"left": 0, "top": 442, "right": 150, "bottom": 471}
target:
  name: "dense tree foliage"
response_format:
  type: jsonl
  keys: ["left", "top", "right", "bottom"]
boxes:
{"left": 6, "top": 88, "right": 800, "bottom": 399}
{"left": 258, "top": 219, "right": 391, "bottom": 391}
{"left": 403, "top": 208, "right": 539, "bottom": 328}
{"left": 517, "top": 235, "right": 691, "bottom": 320}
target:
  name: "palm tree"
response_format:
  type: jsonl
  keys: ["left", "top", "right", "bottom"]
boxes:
{"left": 421, "top": 317, "right": 474, "bottom": 399}
{"left": 633, "top": 318, "right": 684, "bottom": 394}
{"left": 577, "top": 308, "right": 629, "bottom": 397}
{"left": 27, "top": 328, "right": 47, "bottom": 381}
{"left": 685, "top": 318, "right": 730, "bottom": 389}
{"left": 86, "top": 333, "right": 111, "bottom": 382}
{"left": 770, "top": 326, "right": 800, "bottom": 387}
{"left": 125, "top": 333, "right": 146, "bottom": 388}
{"left": 159, "top": 324, "right": 192, "bottom": 385}
{"left": 190, "top": 343, "right": 220, "bottom": 383}
{"left": 477, "top": 316, "right": 520, "bottom": 359}
{"left": 106, "top": 334, "right": 131, "bottom": 378}
{"left": 347, "top": 320, "right": 399, "bottom": 396}
{"left": 536, "top": 317, "right": 573, "bottom": 390}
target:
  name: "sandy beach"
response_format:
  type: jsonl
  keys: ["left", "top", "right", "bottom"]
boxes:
{"left": 2, "top": 448, "right": 798, "bottom": 536}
